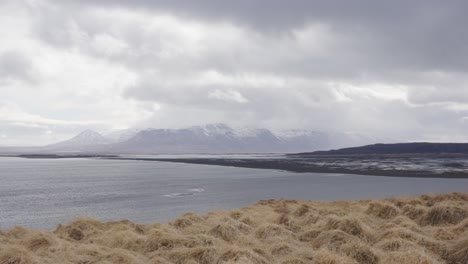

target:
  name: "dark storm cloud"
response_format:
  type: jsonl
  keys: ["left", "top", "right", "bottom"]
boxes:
{"left": 63, "top": 0, "right": 468, "bottom": 73}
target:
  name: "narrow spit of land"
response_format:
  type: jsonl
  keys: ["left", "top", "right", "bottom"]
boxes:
{"left": 4, "top": 153, "right": 468, "bottom": 178}
{"left": 0, "top": 192, "right": 467, "bottom": 264}
{"left": 109, "top": 156, "right": 468, "bottom": 178}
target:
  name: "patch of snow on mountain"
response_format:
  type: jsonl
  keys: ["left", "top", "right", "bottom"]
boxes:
{"left": 189, "top": 123, "right": 234, "bottom": 137}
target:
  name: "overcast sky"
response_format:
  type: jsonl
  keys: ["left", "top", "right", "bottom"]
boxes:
{"left": 1, "top": 0, "right": 468, "bottom": 145}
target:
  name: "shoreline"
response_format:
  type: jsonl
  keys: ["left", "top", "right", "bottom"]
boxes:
{"left": 3, "top": 154, "right": 468, "bottom": 178}
{"left": 109, "top": 157, "right": 468, "bottom": 179}
{"left": 1, "top": 192, "right": 467, "bottom": 264}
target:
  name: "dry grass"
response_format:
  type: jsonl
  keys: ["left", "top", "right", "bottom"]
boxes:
{"left": 0, "top": 192, "right": 467, "bottom": 264}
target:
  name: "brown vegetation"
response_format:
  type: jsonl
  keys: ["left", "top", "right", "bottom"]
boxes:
{"left": 0, "top": 193, "right": 467, "bottom": 264}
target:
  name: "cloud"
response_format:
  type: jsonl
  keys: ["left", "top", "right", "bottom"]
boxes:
{"left": 60, "top": 0, "right": 468, "bottom": 73}
{"left": 0, "top": 101, "right": 100, "bottom": 146}
{"left": 208, "top": 89, "right": 248, "bottom": 103}
{"left": 0, "top": 0, "right": 468, "bottom": 145}
{"left": 0, "top": 51, "right": 35, "bottom": 83}
{"left": 91, "top": 33, "right": 129, "bottom": 56}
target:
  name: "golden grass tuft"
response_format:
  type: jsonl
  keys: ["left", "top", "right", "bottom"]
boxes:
{"left": 294, "top": 204, "right": 310, "bottom": 217}
{"left": 447, "top": 236, "right": 468, "bottom": 264}
{"left": 342, "top": 243, "right": 379, "bottom": 264}
{"left": 366, "top": 202, "right": 400, "bottom": 219}
{"left": 208, "top": 223, "right": 240, "bottom": 242}
{"left": 217, "top": 247, "right": 268, "bottom": 264}
{"left": 144, "top": 229, "right": 188, "bottom": 252}
{"left": 422, "top": 205, "right": 468, "bottom": 225}
{"left": 374, "top": 238, "right": 418, "bottom": 251}
{"left": 171, "top": 212, "right": 204, "bottom": 229}
{"left": 381, "top": 250, "right": 444, "bottom": 264}
{"left": 0, "top": 245, "right": 35, "bottom": 264}
{"left": 323, "top": 216, "right": 373, "bottom": 241}
{"left": 0, "top": 192, "right": 466, "bottom": 264}
{"left": 165, "top": 247, "right": 217, "bottom": 264}
{"left": 270, "top": 244, "right": 293, "bottom": 256}
{"left": 312, "top": 248, "right": 356, "bottom": 264}
{"left": 24, "top": 234, "right": 53, "bottom": 251}
{"left": 254, "top": 224, "right": 288, "bottom": 240}
{"left": 402, "top": 204, "right": 427, "bottom": 220}
{"left": 312, "top": 230, "right": 360, "bottom": 251}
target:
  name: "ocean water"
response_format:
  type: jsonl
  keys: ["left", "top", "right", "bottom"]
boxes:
{"left": 0, "top": 157, "right": 467, "bottom": 230}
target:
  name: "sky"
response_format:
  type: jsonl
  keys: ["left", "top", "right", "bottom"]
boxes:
{"left": 1, "top": 0, "right": 468, "bottom": 146}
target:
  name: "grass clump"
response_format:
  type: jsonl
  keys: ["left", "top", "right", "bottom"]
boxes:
{"left": 366, "top": 202, "right": 399, "bottom": 219}
{"left": 422, "top": 205, "right": 467, "bottom": 225}
{"left": 447, "top": 236, "right": 468, "bottom": 264}
{"left": 0, "top": 245, "right": 35, "bottom": 264}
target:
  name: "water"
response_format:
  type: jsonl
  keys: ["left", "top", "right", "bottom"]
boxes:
{"left": 0, "top": 157, "right": 467, "bottom": 230}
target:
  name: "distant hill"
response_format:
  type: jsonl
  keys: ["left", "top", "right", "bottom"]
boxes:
{"left": 297, "top": 142, "right": 468, "bottom": 156}
{"left": 44, "top": 130, "right": 111, "bottom": 151}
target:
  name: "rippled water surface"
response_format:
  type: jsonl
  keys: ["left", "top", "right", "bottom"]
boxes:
{"left": 1, "top": 157, "right": 467, "bottom": 230}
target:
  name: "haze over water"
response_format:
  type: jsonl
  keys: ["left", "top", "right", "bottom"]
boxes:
{"left": 0, "top": 157, "right": 466, "bottom": 230}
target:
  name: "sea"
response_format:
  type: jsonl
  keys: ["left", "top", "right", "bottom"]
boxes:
{"left": 1, "top": 156, "right": 467, "bottom": 230}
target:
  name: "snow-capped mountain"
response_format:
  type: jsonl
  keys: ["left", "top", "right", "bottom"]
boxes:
{"left": 105, "top": 124, "right": 383, "bottom": 153}
{"left": 108, "top": 124, "right": 280, "bottom": 153}
{"left": 44, "top": 124, "right": 386, "bottom": 153}
{"left": 188, "top": 123, "right": 234, "bottom": 137}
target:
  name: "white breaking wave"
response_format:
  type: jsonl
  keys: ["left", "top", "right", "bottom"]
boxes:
{"left": 164, "top": 188, "right": 205, "bottom": 198}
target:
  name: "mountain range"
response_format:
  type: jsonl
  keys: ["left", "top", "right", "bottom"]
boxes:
{"left": 39, "top": 124, "right": 385, "bottom": 154}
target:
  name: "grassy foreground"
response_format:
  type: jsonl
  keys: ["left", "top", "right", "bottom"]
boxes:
{"left": 1, "top": 193, "right": 467, "bottom": 264}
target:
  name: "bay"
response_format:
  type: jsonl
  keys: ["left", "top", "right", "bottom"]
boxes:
{"left": 1, "top": 157, "right": 467, "bottom": 230}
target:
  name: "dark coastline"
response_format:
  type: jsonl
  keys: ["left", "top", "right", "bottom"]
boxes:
{"left": 2, "top": 153, "right": 468, "bottom": 179}
{"left": 108, "top": 157, "right": 468, "bottom": 179}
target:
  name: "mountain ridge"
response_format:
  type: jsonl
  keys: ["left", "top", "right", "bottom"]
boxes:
{"left": 44, "top": 124, "right": 386, "bottom": 154}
